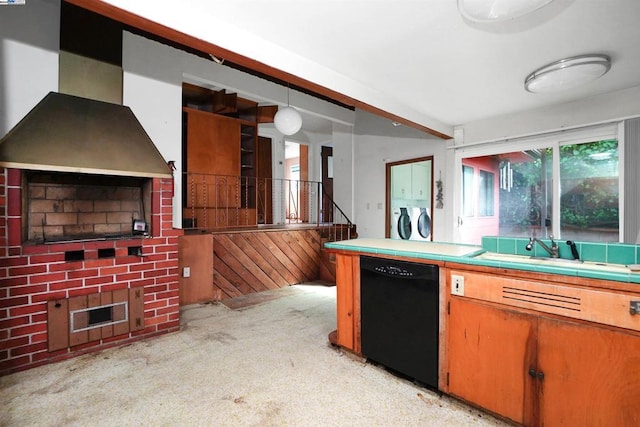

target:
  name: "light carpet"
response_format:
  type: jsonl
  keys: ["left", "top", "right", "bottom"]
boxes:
{"left": 1, "top": 284, "right": 508, "bottom": 426}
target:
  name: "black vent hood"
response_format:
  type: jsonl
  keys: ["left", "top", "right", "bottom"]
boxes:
{"left": 0, "top": 92, "right": 172, "bottom": 178}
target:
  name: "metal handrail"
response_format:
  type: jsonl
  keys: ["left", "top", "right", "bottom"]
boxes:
{"left": 182, "top": 172, "right": 355, "bottom": 242}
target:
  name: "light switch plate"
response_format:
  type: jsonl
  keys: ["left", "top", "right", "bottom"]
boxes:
{"left": 451, "top": 274, "right": 465, "bottom": 296}
{"left": 183, "top": 267, "right": 191, "bottom": 278}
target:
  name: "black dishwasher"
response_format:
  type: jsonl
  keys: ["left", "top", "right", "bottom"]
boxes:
{"left": 360, "top": 256, "right": 439, "bottom": 389}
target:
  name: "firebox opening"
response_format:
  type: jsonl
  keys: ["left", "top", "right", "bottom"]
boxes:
{"left": 88, "top": 306, "right": 113, "bottom": 326}
{"left": 24, "top": 170, "right": 152, "bottom": 244}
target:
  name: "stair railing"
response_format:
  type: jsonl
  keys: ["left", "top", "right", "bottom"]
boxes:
{"left": 182, "top": 172, "right": 355, "bottom": 242}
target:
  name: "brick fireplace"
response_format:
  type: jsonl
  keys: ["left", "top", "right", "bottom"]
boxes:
{"left": 0, "top": 167, "right": 182, "bottom": 375}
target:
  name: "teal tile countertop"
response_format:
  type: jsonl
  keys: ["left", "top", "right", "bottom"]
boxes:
{"left": 324, "top": 237, "right": 640, "bottom": 285}
{"left": 324, "top": 238, "right": 484, "bottom": 260}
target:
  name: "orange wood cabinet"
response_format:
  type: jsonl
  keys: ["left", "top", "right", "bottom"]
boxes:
{"left": 178, "top": 233, "right": 214, "bottom": 305}
{"left": 184, "top": 108, "right": 240, "bottom": 178}
{"left": 335, "top": 253, "right": 360, "bottom": 353}
{"left": 446, "top": 270, "right": 640, "bottom": 426}
{"left": 447, "top": 298, "right": 535, "bottom": 424}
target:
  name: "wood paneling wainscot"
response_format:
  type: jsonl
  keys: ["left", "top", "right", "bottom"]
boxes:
{"left": 213, "top": 229, "right": 322, "bottom": 299}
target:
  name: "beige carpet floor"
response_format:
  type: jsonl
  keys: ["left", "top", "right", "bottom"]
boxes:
{"left": 1, "top": 284, "right": 508, "bottom": 426}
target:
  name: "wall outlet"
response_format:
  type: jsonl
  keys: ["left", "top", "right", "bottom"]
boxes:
{"left": 183, "top": 267, "right": 191, "bottom": 278}
{"left": 451, "top": 274, "right": 465, "bottom": 296}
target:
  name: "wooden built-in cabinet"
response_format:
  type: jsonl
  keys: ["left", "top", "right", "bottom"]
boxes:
{"left": 330, "top": 248, "right": 640, "bottom": 426}
{"left": 178, "top": 233, "right": 214, "bottom": 305}
{"left": 240, "top": 122, "right": 257, "bottom": 210}
{"left": 446, "top": 269, "right": 640, "bottom": 426}
{"left": 182, "top": 83, "right": 274, "bottom": 227}
{"left": 335, "top": 253, "right": 360, "bottom": 353}
{"left": 184, "top": 109, "right": 241, "bottom": 178}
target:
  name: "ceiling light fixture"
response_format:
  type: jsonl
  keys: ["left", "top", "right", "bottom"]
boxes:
{"left": 524, "top": 54, "right": 611, "bottom": 93}
{"left": 457, "top": 0, "right": 554, "bottom": 22}
{"left": 274, "top": 86, "right": 302, "bottom": 135}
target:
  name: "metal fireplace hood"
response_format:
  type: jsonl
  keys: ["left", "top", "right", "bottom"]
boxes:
{"left": 0, "top": 92, "right": 172, "bottom": 178}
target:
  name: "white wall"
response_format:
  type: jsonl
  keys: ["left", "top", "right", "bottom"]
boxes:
{"left": 332, "top": 122, "right": 354, "bottom": 222}
{"left": 122, "top": 33, "right": 184, "bottom": 225}
{"left": 458, "top": 85, "right": 640, "bottom": 146}
{"left": 352, "top": 110, "right": 446, "bottom": 239}
{"left": 0, "top": 0, "right": 59, "bottom": 136}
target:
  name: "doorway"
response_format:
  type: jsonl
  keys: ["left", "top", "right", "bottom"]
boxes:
{"left": 284, "top": 141, "right": 309, "bottom": 222}
{"left": 321, "top": 146, "right": 333, "bottom": 223}
{"left": 385, "top": 156, "right": 434, "bottom": 240}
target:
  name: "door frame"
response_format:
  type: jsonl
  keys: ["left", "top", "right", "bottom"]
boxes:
{"left": 385, "top": 155, "right": 434, "bottom": 238}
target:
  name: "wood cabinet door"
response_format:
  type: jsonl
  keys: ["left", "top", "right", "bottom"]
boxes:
{"left": 411, "top": 162, "right": 431, "bottom": 201}
{"left": 335, "top": 254, "right": 360, "bottom": 352}
{"left": 391, "top": 163, "right": 412, "bottom": 199}
{"left": 179, "top": 234, "right": 214, "bottom": 305}
{"left": 447, "top": 298, "right": 537, "bottom": 425}
{"left": 538, "top": 318, "right": 640, "bottom": 426}
{"left": 186, "top": 110, "right": 240, "bottom": 177}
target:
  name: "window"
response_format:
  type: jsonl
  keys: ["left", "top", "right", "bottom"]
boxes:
{"left": 479, "top": 170, "right": 495, "bottom": 216}
{"left": 455, "top": 126, "right": 619, "bottom": 244}
{"left": 462, "top": 165, "right": 474, "bottom": 217}
{"left": 497, "top": 148, "right": 553, "bottom": 238}
{"left": 560, "top": 139, "right": 618, "bottom": 241}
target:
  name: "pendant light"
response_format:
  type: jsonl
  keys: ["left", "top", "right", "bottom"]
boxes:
{"left": 274, "top": 85, "right": 302, "bottom": 135}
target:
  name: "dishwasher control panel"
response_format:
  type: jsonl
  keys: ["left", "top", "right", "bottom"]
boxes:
{"left": 373, "top": 265, "right": 413, "bottom": 277}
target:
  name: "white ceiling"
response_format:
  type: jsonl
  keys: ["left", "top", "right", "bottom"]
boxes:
{"left": 104, "top": 0, "right": 640, "bottom": 137}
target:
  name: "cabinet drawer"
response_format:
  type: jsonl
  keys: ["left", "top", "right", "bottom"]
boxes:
{"left": 450, "top": 270, "right": 640, "bottom": 332}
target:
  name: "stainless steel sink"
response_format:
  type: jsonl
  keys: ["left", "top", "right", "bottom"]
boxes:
{"left": 473, "top": 252, "right": 632, "bottom": 274}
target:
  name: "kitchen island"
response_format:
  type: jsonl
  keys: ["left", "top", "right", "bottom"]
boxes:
{"left": 324, "top": 237, "right": 640, "bottom": 426}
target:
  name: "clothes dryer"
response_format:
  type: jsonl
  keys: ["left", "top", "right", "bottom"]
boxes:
{"left": 409, "top": 207, "right": 431, "bottom": 240}
{"left": 391, "top": 206, "right": 412, "bottom": 240}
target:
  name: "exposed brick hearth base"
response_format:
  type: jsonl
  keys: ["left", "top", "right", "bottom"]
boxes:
{"left": 0, "top": 168, "right": 182, "bottom": 375}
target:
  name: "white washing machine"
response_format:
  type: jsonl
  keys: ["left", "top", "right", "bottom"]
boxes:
{"left": 409, "top": 207, "right": 431, "bottom": 240}
{"left": 391, "top": 206, "right": 412, "bottom": 240}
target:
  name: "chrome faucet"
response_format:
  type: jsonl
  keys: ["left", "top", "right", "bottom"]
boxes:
{"left": 525, "top": 236, "right": 559, "bottom": 258}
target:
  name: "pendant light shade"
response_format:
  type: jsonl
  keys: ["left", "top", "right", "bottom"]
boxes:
{"left": 457, "top": 0, "right": 554, "bottom": 22}
{"left": 525, "top": 54, "right": 611, "bottom": 93}
{"left": 274, "top": 106, "right": 302, "bottom": 135}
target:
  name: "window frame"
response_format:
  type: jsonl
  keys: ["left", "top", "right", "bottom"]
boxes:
{"left": 452, "top": 123, "right": 623, "bottom": 242}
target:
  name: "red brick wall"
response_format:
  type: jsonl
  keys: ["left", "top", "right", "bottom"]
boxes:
{"left": 0, "top": 168, "right": 182, "bottom": 375}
